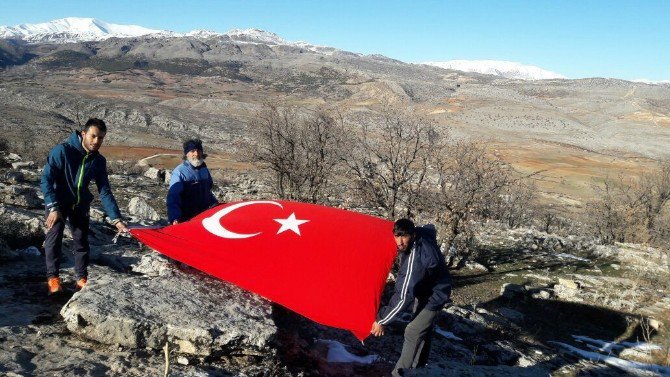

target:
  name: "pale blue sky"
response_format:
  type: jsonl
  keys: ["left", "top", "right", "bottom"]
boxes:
{"left": 1, "top": 1, "right": 668, "bottom": 81}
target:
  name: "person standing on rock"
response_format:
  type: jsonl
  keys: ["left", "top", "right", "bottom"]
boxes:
{"left": 40, "top": 118, "right": 129, "bottom": 294}
{"left": 371, "top": 219, "right": 452, "bottom": 377}
{"left": 167, "top": 139, "right": 218, "bottom": 224}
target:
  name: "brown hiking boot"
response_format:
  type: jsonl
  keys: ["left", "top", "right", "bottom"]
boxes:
{"left": 48, "top": 277, "right": 62, "bottom": 294}
{"left": 75, "top": 277, "right": 88, "bottom": 290}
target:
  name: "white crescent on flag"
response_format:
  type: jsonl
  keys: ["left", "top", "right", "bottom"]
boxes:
{"left": 202, "top": 200, "right": 284, "bottom": 239}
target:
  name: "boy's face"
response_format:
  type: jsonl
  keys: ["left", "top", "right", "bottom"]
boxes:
{"left": 394, "top": 234, "right": 413, "bottom": 253}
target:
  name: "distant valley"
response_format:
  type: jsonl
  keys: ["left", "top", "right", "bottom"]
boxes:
{"left": 1, "top": 18, "right": 669, "bottom": 208}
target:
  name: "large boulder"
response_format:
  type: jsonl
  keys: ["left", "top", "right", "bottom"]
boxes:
{"left": 0, "top": 183, "right": 42, "bottom": 208}
{"left": 61, "top": 254, "right": 277, "bottom": 356}
{"left": 127, "top": 197, "right": 160, "bottom": 221}
{"left": 143, "top": 167, "right": 165, "bottom": 182}
{"left": 0, "top": 205, "right": 44, "bottom": 248}
{"left": 500, "top": 283, "right": 526, "bottom": 299}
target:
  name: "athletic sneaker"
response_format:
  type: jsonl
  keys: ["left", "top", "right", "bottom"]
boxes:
{"left": 75, "top": 277, "right": 88, "bottom": 290}
{"left": 48, "top": 277, "right": 62, "bottom": 294}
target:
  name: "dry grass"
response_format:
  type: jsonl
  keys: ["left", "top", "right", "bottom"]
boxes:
{"left": 490, "top": 140, "right": 658, "bottom": 205}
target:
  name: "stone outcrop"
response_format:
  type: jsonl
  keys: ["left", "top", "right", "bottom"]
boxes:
{"left": 143, "top": 167, "right": 166, "bottom": 182}
{"left": 0, "top": 204, "right": 44, "bottom": 248}
{"left": 0, "top": 183, "right": 42, "bottom": 208}
{"left": 127, "top": 196, "right": 160, "bottom": 221}
{"left": 61, "top": 254, "right": 277, "bottom": 356}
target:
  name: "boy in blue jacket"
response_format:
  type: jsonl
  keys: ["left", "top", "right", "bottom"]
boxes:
{"left": 40, "top": 118, "right": 128, "bottom": 294}
{"left": 371, "top": 219, "right": 452, "bottom": 376}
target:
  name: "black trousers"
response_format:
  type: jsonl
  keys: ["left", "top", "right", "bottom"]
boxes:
{"left": 392, "top": 300, "right": 438, "bottom": 377}
{"left": 44, "top": 206, "right": 90, "bottom": 279}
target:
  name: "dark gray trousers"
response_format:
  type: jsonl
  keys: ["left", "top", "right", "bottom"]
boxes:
{"left": 44, "top": 206, "right": 90, "bottom": 279}
{"left": 392, "top": 301, "right": 439, "bottom": 377}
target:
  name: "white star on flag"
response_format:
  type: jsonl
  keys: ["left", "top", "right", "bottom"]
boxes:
{"left": 274, "top": 213, "right": 310, "bottom": 235}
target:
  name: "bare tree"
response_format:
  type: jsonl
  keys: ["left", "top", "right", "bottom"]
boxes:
{"left": 248, "top": 104, "right": 344, "bottom": 203}
{"left": 534, "top": 203, "right": 572, "bottom": 235}
{"left": 344, "top": 107, "right": 446, "bottom": 218}
{"left": 587, "top": 179, "right": 628, "bottom": 244}
{"left": 433, "top": 141, "right": 536, "bottom": 259}
{"left": 639, "top": 160, "right": 670, "bottom": 243}
{"left": 495, "top": 179, "right": 538, "bottom": 229}
{"left": 587, "top": 159, "right": 670, "bottom": 246}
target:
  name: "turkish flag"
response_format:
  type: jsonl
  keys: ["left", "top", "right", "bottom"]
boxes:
{"left": 130, "top": 200, "right": 397, "bottom": 340}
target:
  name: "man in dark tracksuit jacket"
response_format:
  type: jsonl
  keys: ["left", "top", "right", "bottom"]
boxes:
{"left": 371, "top": 219, "right": 451, "bottom": 376}
{"left": 167, "top": 139, "right": 218, "bottom": 224}
{"left": 40, "top": 118, "right": 128, "bottom": 293}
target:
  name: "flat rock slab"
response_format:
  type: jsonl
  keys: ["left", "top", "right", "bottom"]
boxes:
{"left": 61, "top": 254, "right": 276, "bottom": 356}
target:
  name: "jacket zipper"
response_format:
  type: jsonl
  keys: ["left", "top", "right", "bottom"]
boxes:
{"left": 74, "top": 153, "right": 89, "bottom": 209}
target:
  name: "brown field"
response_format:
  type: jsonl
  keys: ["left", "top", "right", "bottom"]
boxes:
{"left": 493, "top": 141, "right": 656, "bottom": 205}
{"left": 101, "top": 145, "right": 254, "bottom": 171}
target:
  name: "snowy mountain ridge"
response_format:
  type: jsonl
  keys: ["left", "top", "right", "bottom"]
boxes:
{"left": 2, "top": 18, "right": 570, "bottom": 78}
{"left": 0, "top": 17, "right": 165, "bottom": 43}
{"left": 422, "top": 60, "right": 566, "bottom": 80}
{"left": 0, "top": 17, "right": 339, "bottom": 55}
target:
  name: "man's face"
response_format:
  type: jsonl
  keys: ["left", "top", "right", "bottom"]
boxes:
{"left": 394, "top": 234, "right": 413, "bottom": 253}
{"left": 186, "top": 149, "right": 203, "bottom": 160}
{"left": 81, "top": 126, "right": 106, "bottom": 152}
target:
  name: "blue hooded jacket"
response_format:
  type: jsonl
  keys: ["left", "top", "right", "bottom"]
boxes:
{"left": 167, "top": 160, "right": 218, "bottom": 222}
{"left": 40, "top": 132, "right": 122, "bottom": 220}
{"left": 377, "top": 225, "right": 452, "bottom": 325}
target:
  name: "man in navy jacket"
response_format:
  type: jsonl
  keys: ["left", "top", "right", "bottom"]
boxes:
{"left": 40, "top": 118, "right": 128, "bottom": 294}
{"left": 167, "top": 139, "right": 218, "bottom": 224}
{"left": 371, "top": 219, "right": 452, "bottom": 376}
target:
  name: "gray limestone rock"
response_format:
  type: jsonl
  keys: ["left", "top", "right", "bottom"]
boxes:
{"left": 0, "top": 204, "right": 44, "bottom": 248}
{"left": 0, "top": 184, "right": 42, "bottom": 208}
{"left": 500, "top": 283, "right": 527, "bottom": 299}
{"left": 482, "top": 341, "right": 521, "bottom": 365}
{"left": 557, "top": 278, "right": 581, "bottom": 290}
{"left": 4, "top": 170, "right": 25, "bottom": 183}
{"left": 11, "top": 161, "right": 36, "bottom": 169}
{"left": 497, "top": 307, "right": 525, "bottom": 323}
{"left": 143, "top": 167, "right": 166, "bottom": 182}
{"left": 531, "top": 289, "right": 553, "bottom": 300}
{"left": 6, "top": 152, "right": 22, "bottom": 162}
{"left": 127, "top": 197, "right": 160, "bottom": 221}
{"left": 61, "top": 256, "right": 276, "bottom": 357}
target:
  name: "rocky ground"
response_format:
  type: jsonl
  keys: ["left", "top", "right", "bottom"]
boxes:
{"left": 1, "top": 151, "right": 669, "bottom": 376}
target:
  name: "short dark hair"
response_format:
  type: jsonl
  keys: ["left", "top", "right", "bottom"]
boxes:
{"left": 83, "top": 118, "right": 107, "bottom": 133}
{"left": 393, "top": 218, "right": 415, "bottom": 236}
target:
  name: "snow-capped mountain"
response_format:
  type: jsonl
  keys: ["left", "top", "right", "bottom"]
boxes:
{"left": 632, "top": 79, "right": 670, "bottom": 86}
{"left": 0, "top": 18, "right": 338, "bottom": 55}
{"left": 223, "top": 28, "right": 286, "bottom": 45}
{"left": 0, "top": 17, "right": 167, "bottom": 44}
{"left": 422, "top": 60, "right": 566, "bottom": 80}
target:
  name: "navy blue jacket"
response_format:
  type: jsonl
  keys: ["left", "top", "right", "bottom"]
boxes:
{"left": 167, "top": 160, "right": 218, "bottom": 222}
{"left": 40, "top": 132, "right": 122, "bottom": 220}
{"left": 377, "top": 226, "right": 452, "bottom": 325}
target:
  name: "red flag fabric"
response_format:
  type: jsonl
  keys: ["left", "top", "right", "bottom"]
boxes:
{"left": 130, "top": 200, "right": 396, "bottom": 340}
